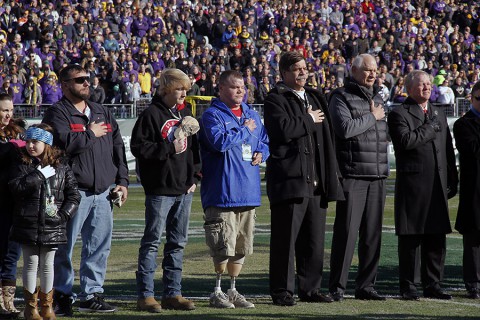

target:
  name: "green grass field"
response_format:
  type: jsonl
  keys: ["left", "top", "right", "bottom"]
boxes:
{"left": 16, "top": 174, "right": 480, "bottom": 319}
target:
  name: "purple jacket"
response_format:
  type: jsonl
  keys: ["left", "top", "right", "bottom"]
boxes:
{"left": 132, "top": 17, "right": 150, "bottom": 38}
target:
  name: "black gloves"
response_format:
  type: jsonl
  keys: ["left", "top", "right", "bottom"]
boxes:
{"left": 447, "top": 185, "right": 457, "bottom": 199}
{"left": 425, "top": 115, "right": 441, "bottom": 132}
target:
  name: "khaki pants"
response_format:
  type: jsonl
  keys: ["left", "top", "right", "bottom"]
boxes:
{"left": 203, "top": 207, "right": 255, "bottom": 257}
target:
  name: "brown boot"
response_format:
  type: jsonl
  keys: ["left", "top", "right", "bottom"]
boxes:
{"left": 2, "top": 286, "right": 20, "bottom": 315}
{"left": 39, "top": 290, "right": 55, "bottom": 320}
{"left": 161, "top": 295, "right": 195, "bottom": 310}
{"left": 0, "top": 286, "right": 8, "bottom": 314}
{"left": 137, "top": 296, "right": 162, "bottom": 313}
{"left": 23, "top": 288, "right": 42, "bottom": 320}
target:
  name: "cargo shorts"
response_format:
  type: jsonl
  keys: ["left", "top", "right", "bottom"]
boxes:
{"left": 203, "top": 206, "right": 256, "bottom": 257}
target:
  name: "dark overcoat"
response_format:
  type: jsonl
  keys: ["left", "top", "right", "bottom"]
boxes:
{"left": 388, "top": 98, "right": 457, "bottom": 235}
{"left": 453, "top": 110, "right": 480, "bottom": 234}
{"left": 263, "top": 83, "right": 343, "bottom": 205}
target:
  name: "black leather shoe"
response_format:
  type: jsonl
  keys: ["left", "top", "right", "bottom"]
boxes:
{"left": 401, "top": 291, "right": 420, "bottom": 301}
{"left": 272, "top": 292, "right": 296, "bottom": 306}
{"left": 467, "top": 289, "right": 480, "bottom": 299}
{"left": 423, "top": 287, "right": 452, "bottom": 300}
{"left": 299, "top": 290, "right": 334, "bottom": 303}
{"left": 331, "top": 291, "right": 344, "bottom": 302}
{"left": 355, "top": 290, "right": 386, "bottom": 301}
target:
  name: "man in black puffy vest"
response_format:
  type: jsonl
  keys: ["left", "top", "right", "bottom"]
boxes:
{"left": 328, "top": 53, "right": 389, "bottom": 302}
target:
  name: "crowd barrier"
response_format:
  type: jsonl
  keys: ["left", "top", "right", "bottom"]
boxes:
{"left": 15, "top": 97, "right": 468, "bottom": 120}
{"left": 18, "top": 97, "right": 465, "bottom": 172}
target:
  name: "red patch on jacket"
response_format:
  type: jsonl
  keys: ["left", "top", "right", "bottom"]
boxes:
{"left": 70, "top": 123, "right": 86, "bottom": 132}
{"left": 161, "top": 119, "right": 180, "bottom": 141}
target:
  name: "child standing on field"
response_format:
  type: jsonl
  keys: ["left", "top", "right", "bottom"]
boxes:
{"left": 8, "top": 124, "right": 80, "bottom": 320}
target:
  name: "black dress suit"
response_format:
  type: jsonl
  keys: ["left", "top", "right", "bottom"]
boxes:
{"left": 453, "top": 110, "right": 480, "bottom": 292}
{"left": 388, "top": 97, "right": 458, "bottom": 294}
{"left": 264, "top": 83, "right": 342, "bottom": 300}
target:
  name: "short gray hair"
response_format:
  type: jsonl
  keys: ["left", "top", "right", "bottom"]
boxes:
{"left": 351, "top": 54, "right": 374, "bottom": 69}
{"left": 404, "top": 70, "right": 433, "bottom": 95}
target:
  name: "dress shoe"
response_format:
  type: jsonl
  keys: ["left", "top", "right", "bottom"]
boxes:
{"left": 272, "top": 292, "right": 296, "bottom": 306}
{"left": 467, "top": 288, "right": 480, "bottom": 299}
{"left": 299, "top": 290, "right": 334, "bottom": 303}
{"left": 401, "top": 291, "right": 420, "bottom": 301}
{"left": 423, "top": 287, "right": 452, "bottom": 300}
{"left": 355, "top": 289, "right": 386, "bottom": 301}
{"left": 331, "top": 291, "right": 344, "bottom": 302}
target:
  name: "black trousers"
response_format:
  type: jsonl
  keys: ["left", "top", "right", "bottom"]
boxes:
{"left": 329, "top": 178, "right": 385, "bottom": 294}
{"left": 269, "top": 196, "right": 326, "bottom": 298}
{"left": 463, "top": 230, "right": 480, "bottom": 291}
{"left": 398, "top": 234, "right": 446, "bottom": 294}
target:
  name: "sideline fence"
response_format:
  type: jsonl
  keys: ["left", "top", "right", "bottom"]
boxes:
{"left": 14, "top": 98, "right": 468, "bottom": 120}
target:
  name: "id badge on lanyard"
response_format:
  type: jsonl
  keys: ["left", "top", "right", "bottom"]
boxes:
{"left": 242, "top": 143, "right": 252, "bottom": 161}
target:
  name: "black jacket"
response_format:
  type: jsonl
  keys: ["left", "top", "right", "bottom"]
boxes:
{"left": 453, "top": 110, "right": 480, "bottom": 234}
{"left": 264, "top": 83, "right": 343, "bottom": 205}
{"left": 131, "top": 95, "right": 201, "bottom": 195}
{"left": 329, "top": 78, "right": 389, "bottom": 178}
{"left": 42, "top": 97, "right": 129, "bottom": 194}
{"left": 9, "top": 158, "right": 80, "bottom": 246}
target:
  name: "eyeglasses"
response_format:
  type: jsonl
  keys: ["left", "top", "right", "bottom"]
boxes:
{"left": 65, "top": 76, "right": 90, "bottom": 84}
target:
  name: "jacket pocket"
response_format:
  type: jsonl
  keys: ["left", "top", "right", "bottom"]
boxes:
{"left": 269, "top": 145, "right": 302, "bottom": 178}
{"left": 203, "top": 221, "right": 227, "bottom": 255}
{"left": 396, "top": 162, "right": 423, "bottom": 173}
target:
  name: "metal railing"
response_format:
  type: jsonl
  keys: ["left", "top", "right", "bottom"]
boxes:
{"left": 13, "top": 98, "right": 467, "bottom": 120}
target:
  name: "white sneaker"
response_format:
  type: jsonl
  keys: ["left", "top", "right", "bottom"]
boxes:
{"left": 227, "top": 289, "right": 255, "bottom": 308}
{"left": 209, "top": 291, "right": 235, "bottom": 309}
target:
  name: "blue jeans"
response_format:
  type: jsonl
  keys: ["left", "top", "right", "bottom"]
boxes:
{"left": 54, "top": 189, "right": 113, "bottom": 300}
{"left": 136, "top": 193, "right": 193, "bottom": 299}
{"left": 0, "top": 240, "right": 21, "bottom": 282}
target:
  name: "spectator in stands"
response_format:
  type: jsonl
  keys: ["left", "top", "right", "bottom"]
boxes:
{"left": 392, "top": 76, "right": 408, "bottom": 103}
{"left": 104, "top": 33, "right": 119, "bottom": 53}
{"left": 0, "top": 77, "right": 13, "bottom": 97}
{"left": 186, "top": 73, "right": 201, "bottom": 97}
{"left": 10, "top": 75, "right": 24, "bottom": 104}
{"left": 437, "top": 77, "right": 456, "bottom": 105}
{"left": 24, "top": 77, "right": 42, "bottom": 117}
{"left": 41, "top": 75, "right": 62, "bottom": 105}
{"left": 125, "top": 73, "right": 142, "bottom": 104}
{"left": 451, "top": 76, "right": 468, "bottom": 98}
{"left": 0, "top": 0, "right": 476, "bottom": 116}
{"left": 89, "top": 76, "right": 106, "bottom": 104}
{"left": 137, "top": 64, "right": 152, "bottom": 99}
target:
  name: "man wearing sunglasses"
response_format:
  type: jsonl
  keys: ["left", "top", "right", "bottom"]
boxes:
{"left": 453, "top": 80, "right": 480, "bottom": 300}
{"left": 42, "top": 64, "right": 129, "bottom": 315}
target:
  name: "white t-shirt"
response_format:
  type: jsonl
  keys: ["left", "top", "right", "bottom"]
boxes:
{"left": 437, "top": 86, "right": 455, "bottom": 104}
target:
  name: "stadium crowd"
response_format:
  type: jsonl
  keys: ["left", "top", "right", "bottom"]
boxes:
{"left": 1, "top": 1, "right": 480, "bottom": 318}
{"left": 0, "top": 0, "right": 479, "bottom": 109}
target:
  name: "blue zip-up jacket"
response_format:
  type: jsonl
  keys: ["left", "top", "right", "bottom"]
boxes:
{"left": 199, "top": 98, "right": 269, "bottom": 210}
